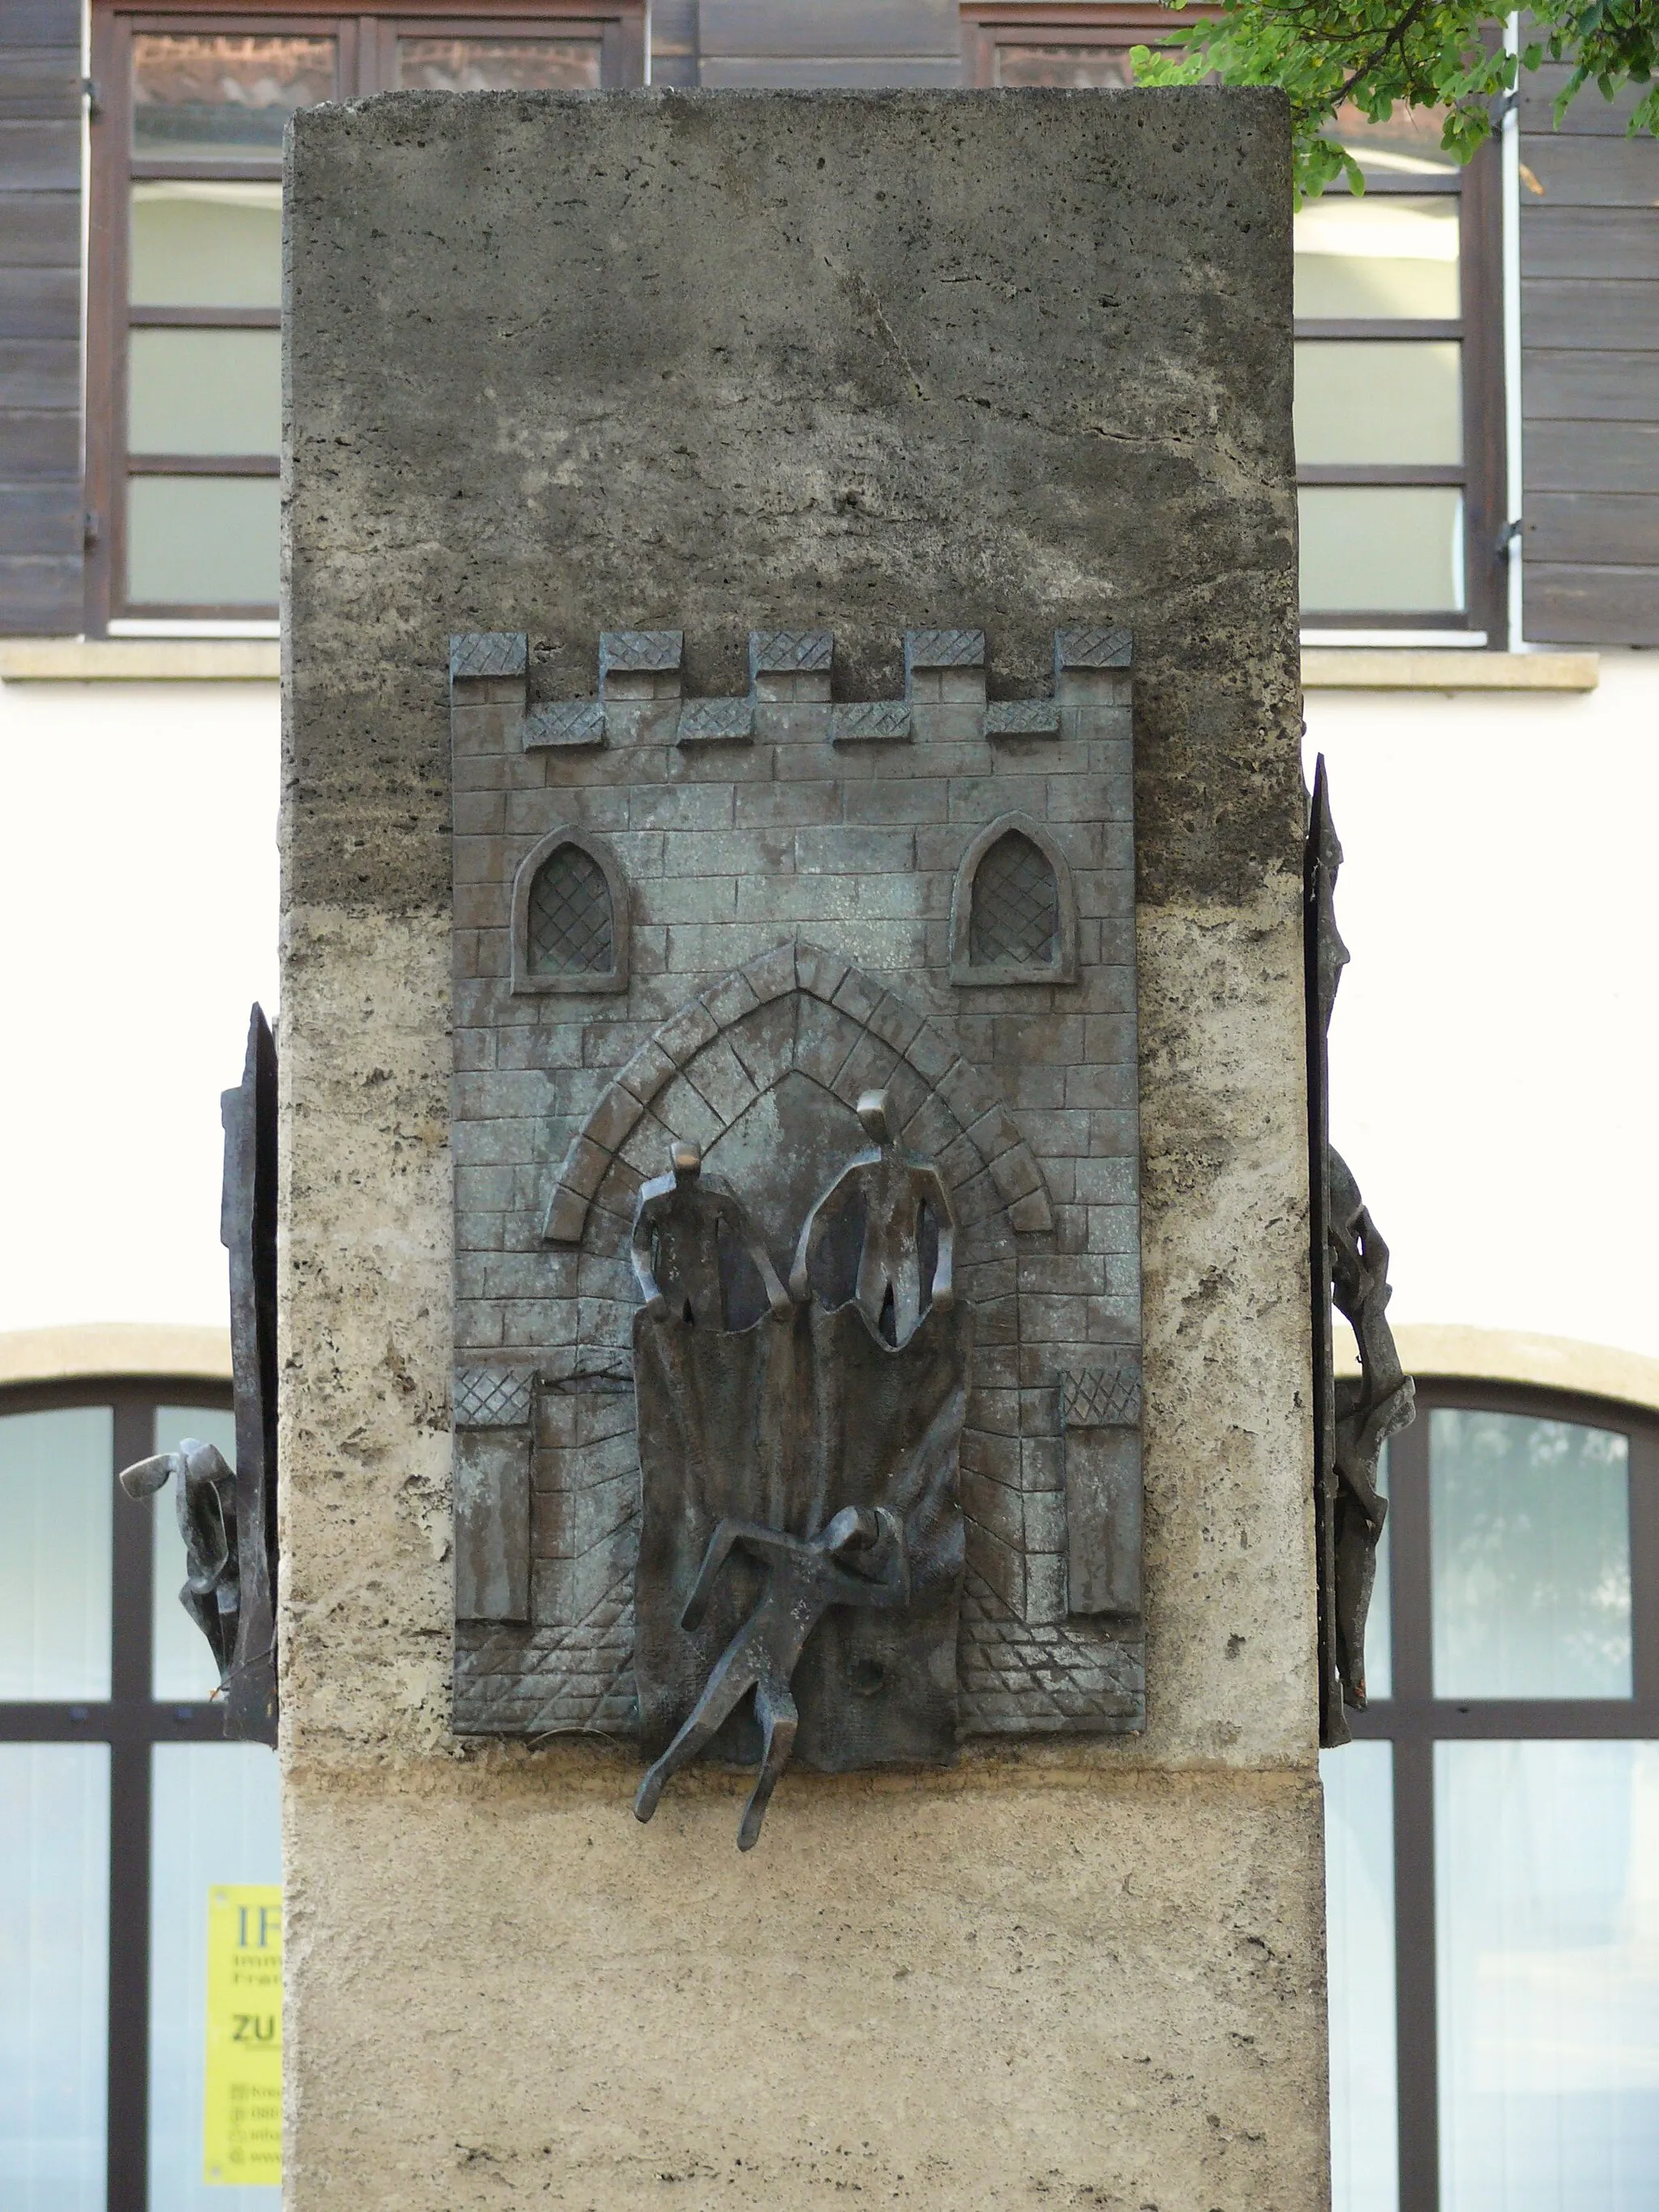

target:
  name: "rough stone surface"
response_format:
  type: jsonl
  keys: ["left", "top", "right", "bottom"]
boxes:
{"left": 283, "top": 1767, "right": 1328, "bottom": 2211}
{"left": 280, "top": 87, "right": 1320, "bottom": 2212}
{"left": 283, "top": 87, "right": 1300, "bottom": 917}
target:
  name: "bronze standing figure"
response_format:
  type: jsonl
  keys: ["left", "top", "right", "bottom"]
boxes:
{"left": 789, "top": 1088, "right": 956, "bottom": 1345}
{"left": 631, "top": 1139, "right": 791, "bottom": 1327}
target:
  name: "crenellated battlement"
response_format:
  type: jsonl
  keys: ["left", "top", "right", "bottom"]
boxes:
{"left": 449, "top": 624, "right": 1133, "bottom": 752}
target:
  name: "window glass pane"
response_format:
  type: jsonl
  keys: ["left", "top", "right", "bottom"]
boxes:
{"left": 1323, "top": 1742, "right": 1399, "bottom": 2212}
{"left": 0, "top": 1745, "right": 109, "bottom": 2212}
{"left": 151, "top": 1743, "right": 281, "bottom": 2210}
{"left": 129, "top": 330, "right": 279, "bottom": 457}
{"left": 993, "top": 44, "right": 1132, "bottom": 87}
{"left": 1295, "top": 340, "right": 1461, "bottom": 464}
{"left": 1436, "top": 1741, "right": 1659, "bottom": 2212}
{"left": 1299, "top": 486, "right": 1464, "bottom": 612}
{"left": 132, "top": 34, "right": 335, "bottom": 162}
{"left": 1294, "top": 194, "right": 1460, "bottom": 319}
{"left": 131, "top": 183, "right": 281, "bottom": 309}
{"left": 153, "top": 1407, "right": 238, "bottom": 1703}
{"left": 0, "top": 1407, "right": 112, "bottom": 1699}
{"left": 1327, "top": 100, "right": 1461, "bottom": 181}
{"left": 127, "top": 476, "right": 279, "bottom": 607}
{"left": 395, "top": 36, "right": 603, "bottom": 92}
{"left": 1431, "top": 1410, "right": 1631, "bottom": 1698}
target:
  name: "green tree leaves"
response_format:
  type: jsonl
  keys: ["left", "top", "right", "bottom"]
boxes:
{"left": 1130, "top": 2, "right": 1659, "bottom": 201}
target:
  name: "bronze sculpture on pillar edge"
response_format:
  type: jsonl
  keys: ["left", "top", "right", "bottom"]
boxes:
{"left": 1306, "top": 758, "right": 1416, "bottom": 1745}
{"left": 117, "top": 1004, "right": 279, "bottom": 1745}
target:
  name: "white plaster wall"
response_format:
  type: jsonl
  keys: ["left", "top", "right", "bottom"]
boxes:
{"left": 1304, "top": 649, "right": 1659, "bottom": 1362}
{"left": 0, "top": 680, "right": 279, "bottom": 1332}
{"left": 6, "top": 654, "right": 1654, "bottom": 1366}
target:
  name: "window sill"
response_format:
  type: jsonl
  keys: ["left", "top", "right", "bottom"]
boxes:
{"left": 0, "top": 640, "right": 1601, "bottom": 695}
{"left": 1302, "top": 649, "right": 1600, "bottom": 693}
{"left": 0, "top": 637, "right": 279, "bottom": 682}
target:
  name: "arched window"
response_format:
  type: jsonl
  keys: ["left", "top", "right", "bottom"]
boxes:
{"left": 0, "top": 1343, "right": 280, "bottom": 2210}
{"left": 510, "top": 826, "right": 628, "bottom": 995}
{"left": 1323, "top": 1361, "right": 1659, "bottom": 2212}
{"left": 949, "top": 812, "right": 1077, "bottom": 986}
{"left": 970, "top": 828, "right": 1057, "bottom": 968}
{"left": 528, "top": 843, "right": 612, "bottom": 976}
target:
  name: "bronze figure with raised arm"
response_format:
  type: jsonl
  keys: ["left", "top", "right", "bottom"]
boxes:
{"left": 789, "top": 1088, "right": 956, "bottom": 1345}
{"left": 633, "top": 1506, "right": 911, "bottom": 1849}
{"left": 630, "top": 1139, "right": 791, "bottom": 1328}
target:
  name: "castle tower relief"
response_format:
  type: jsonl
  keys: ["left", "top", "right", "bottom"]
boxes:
{"left": 449, "top": 624, "right": 1143, "bottom": 1792}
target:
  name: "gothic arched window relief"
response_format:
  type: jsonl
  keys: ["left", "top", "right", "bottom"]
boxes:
{"left": 971, "top": 829, "right": 1056, "bottom": 966}
{"left": 531, "top": 844, "right": 611, "bottom": 974}
{"left": 510, "top": 826, "right": 629, "bottom": 995}
{"left": 949, "top": 812, "right": 1077, "bottom": 986}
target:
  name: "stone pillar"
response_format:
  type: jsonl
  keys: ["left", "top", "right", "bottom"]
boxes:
{"left": 281, "top": 87, "right": 1322, "bottom": 2211}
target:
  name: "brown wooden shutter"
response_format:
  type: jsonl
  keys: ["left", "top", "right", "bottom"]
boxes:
{"left": 1521, "top": 65, "right": 1659, "bottom": 643}
{"left": 0, "top": 0, "right": 82, "bottom": 635}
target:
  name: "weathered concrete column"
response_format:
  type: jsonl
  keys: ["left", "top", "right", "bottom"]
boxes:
{"left": 280, "top": 87, "right": 1320, "bottom": 2211}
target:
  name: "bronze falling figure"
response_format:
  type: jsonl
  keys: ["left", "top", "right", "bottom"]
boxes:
{"left": 633, "top": 1507, "right": 911, "bottom": 1849}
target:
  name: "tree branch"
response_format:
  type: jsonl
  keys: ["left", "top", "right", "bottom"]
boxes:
{"left": 1337, "top": 0, "right": 1438, "bottom": 102}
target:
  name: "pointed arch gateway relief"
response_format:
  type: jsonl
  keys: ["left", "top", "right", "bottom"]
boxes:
{"left": 542, "top": 939, "right": 1053, "bottom": 1251}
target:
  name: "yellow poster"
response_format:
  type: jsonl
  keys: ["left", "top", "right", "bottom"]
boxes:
{"left": 203, "top": 1884, "right": 282, "bottom": 2186}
